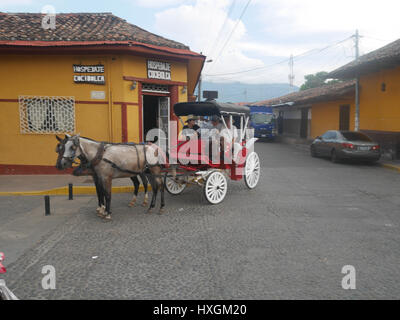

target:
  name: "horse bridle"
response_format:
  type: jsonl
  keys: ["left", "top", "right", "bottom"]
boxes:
{"left": 61, "top": 137, "right": 81, "bottom": 164}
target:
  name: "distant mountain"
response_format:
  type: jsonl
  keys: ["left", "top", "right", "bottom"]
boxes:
{"left": 200, "top": 81, "right": 299, "bottom": 104}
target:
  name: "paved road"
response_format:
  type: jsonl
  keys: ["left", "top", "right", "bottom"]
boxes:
{"left": 2, "top": 142, "right": 400, "bottom": 299}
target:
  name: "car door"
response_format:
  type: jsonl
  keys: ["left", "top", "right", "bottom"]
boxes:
{"left": 317, "top": 131, "right": 332, "bottom": 156}
{"left": 325, "top": 131, "right": 339, "bottom": 154}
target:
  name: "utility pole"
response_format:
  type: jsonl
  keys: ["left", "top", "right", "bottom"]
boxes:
{"left": 288, "top": 54, "right": 295, "bottom": 93}
{"left": 353, "top": 30, "right": 360, "bottom": 131}
{"left": 198, "top": 73, "right": 202, "bottom": 102}
{"left": 198, "top": 56, "right": 213, "bottom": 102}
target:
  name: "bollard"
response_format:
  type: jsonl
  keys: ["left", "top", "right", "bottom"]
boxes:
{"left": 44, "top": 195, "right": 50, "bottom": 216}
{"left": 68, "top": 183, "right": 73, "bottom": 200}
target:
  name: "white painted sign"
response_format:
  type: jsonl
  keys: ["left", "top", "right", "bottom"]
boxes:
{"left": 91, "top": 91, "right": 106, "bottom": 100}
{"left": 147, "top": 60, "right": 171, "bottom": 80}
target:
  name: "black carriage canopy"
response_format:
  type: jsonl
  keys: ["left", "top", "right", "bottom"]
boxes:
{"left": 173, "top": 101, "right": 250, "bottom": 117}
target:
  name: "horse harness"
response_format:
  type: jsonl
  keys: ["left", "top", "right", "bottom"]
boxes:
{"left": 82, "top": 142, "right": 158, "bottom": 175}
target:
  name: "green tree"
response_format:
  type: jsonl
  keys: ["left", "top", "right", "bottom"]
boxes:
{"left": 300, "top": 71, "right": 341, "bottom": 91}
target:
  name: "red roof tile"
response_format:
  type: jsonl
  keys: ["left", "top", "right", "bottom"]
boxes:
{"left": 0, "top": 12, "right": 189, "bottom": 50}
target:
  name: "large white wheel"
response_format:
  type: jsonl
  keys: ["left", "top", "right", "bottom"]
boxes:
{"left": 203, "top": 171, "right": 228, "bottom": 205}
{"left": 165, "top": 176, "right": 187, "bottom": 195}
{"left": 244, "top": 152, "right": 260, "bottom": 189}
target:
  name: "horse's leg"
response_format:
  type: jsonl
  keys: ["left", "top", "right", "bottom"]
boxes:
{"left": 147, "top": 174, "right": 158, "bottom": 214}
{"left": 128, "top": 176, "right": 139, "bottom": 207}
{"left": 140, "top": 173, "right": 149, "bottom": 207}
{"left": 159, "top": 172, "right": 166, "bottom": 214}
{"left": 93, "top": 173, "right": 106, "bottom": 216}
{"left": 102, "top": 176, "right": 113, "bottom": 221}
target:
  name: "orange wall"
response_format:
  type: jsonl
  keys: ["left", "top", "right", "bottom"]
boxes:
{"left": 0, "top": 53, "right": 190, "bottom": 167}
{"left": 359, "top": 66, "right": 400, "bottom": 132}
{"left": 311, "top": 99, "right": 355, "bottom": 138}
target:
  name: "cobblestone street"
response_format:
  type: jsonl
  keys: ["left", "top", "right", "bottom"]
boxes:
{"left": 2, "top": 142, "right": 400, "bottom": 299}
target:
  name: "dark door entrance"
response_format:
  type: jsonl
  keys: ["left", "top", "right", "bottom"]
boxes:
{"left": 143, "top": 95, "right": 159, "bottom": 141}
{"left": 339, "top": 105, "right": 350, "bottom": 131}
{"left": 300, "top": 108, "right": 308, "bottom": 139}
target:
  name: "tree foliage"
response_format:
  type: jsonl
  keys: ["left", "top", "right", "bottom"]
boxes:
{"left": 300, "top": 71, "right": 341, "bottom": 91}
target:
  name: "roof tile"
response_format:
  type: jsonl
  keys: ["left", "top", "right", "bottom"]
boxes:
{"left": 0, "top": 12, "right": 189, "bottom": 50}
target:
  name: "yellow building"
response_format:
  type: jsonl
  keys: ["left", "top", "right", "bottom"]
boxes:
{"left": 252, "top": 81, "right": 355, "bottom": 141}
{"left": 0, "top": 13, "right": 205, "bottom": 174}
{"left": 330, "top": 39, "right": 400, "bottom": 159}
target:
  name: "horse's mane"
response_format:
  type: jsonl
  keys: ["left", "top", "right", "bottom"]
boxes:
{"left": 79, "top": 136, "right": 140, "bottom": 146}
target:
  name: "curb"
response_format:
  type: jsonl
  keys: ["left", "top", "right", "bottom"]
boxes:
{"left": 0, "top": 185, "right": 147, "bottom": 196}
{"left": 381, "top": 163, "right": 400, "bottom": 173}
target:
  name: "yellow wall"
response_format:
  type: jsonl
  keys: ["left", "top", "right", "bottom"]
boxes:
{"left": 0, "top": 53, "right": 190, "bottom": 167}
{"left": 359, "top": 66, "right": 400, "bottom": 132}
{"left": 311, "top": 99, "right": 355, "bottom": 138}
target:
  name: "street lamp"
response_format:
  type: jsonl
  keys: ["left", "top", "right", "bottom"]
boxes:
{"left": 198, "top": 58, "right": 213, "bottom": 102}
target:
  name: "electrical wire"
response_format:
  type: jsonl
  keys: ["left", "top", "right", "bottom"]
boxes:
{"left": 206, "top": 0, "right": 252, "bottom": 73}
{"left": 205, "top": 36, "right": 352, "bottom": 77}
{"left": 204, "top": 0, "right": 237, "bottom": 59}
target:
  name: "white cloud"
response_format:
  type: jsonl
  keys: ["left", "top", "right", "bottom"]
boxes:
{"left": 153, "top": 0, "right": 400, "bottom": 85}
{"left": 135, "top": 0, "right": 188, "bottom": 8}
{"left": 154, "top": 0, "right": 267, "bottom": 82}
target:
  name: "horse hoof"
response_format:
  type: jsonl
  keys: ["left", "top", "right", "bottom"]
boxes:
{"left": 159, "top": 208, "right": 165, "bottom": 215}
{"left": 128, "top": 202, "right": 135, "bottom": 207}
{"left": 147, "top": 208, "right": 153, "bottom": 214}
{"left": 103, "top": 214, "right": 112, "bottom": 221}
{"left": 141, "top": 201, "right": 148, "bottom": 207}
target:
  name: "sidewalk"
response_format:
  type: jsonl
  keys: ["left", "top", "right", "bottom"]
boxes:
{"left": 0, "top": 175, "right": 142, "bottom": 196}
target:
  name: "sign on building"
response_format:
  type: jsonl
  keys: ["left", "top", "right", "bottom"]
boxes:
{"left": 147, "top": 60, "right": 171, "bottom": 80}
{"left": 73, "top": 64, "right": 105, "bottom": 85}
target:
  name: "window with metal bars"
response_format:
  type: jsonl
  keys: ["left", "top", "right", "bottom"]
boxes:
{"left": 19, "top": 96, "right": 75, "bottom": 134}
{"left": 142, "top": 83, "right": 170, "bottom": 94}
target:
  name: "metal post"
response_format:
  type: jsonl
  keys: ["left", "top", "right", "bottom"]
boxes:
{"left": 198, "top": 74, "right": 202, "bottom": 102}
{"left": 44, "top": 195, "right": 50, "bottom": 216}
{"left": 68, "top": 183, "right": 73, "bottom": 200}
{"left": 354, "top": 29, "right": 360, "bottom": 131}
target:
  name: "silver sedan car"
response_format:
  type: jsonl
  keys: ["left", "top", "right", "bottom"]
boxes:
{"left": 310, "top": 130, "right": 381, "bottom": 163}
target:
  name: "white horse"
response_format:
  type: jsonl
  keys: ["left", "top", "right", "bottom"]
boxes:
{"left": 56, "top": 134, "right": 166, "bottom": 221}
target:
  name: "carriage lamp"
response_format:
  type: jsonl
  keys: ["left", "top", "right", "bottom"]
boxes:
{"left": 381, "top": 82, "right": 386, "bottom": 92}
{"left": 181, "top": 86, "right": 187, "bottom": 94}
{"left": 130, "top": 81, "right": 137, "bottom": 91}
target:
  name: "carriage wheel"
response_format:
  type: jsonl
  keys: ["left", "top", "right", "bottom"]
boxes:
{"left": 244, "top": 152, "right": 260, "bottom": 189}
{"left": 203, "top": 171, "right": 228, "bottom": 205}
{"left": 165, "top": 176, "right": 187, "bottom": 195}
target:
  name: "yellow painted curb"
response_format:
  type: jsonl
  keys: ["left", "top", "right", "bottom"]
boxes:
{"left": 0, "top": 185, "right": 148, "bottom": 196}
{"left": 382, "top": 163, "right": 400, "bottom": 173}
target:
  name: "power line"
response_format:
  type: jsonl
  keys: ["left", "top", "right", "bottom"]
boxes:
{"left": 206, "top": 0, "right": 252, "bottom": 73}
{"left": 205, "top": 0, "right": 237, "bottom": 59}
{"left": 205, "top": 36, "right": 352, "bottom": 78}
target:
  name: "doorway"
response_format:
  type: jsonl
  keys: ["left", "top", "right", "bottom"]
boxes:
{"left": 300, "top": 108, "right": 309, "bottom": 139}
{"left": 142, "top": 95, "right": 170, "bottom": 149}
{"left": 339, "top": 105, "right": 350, "bottom": 131}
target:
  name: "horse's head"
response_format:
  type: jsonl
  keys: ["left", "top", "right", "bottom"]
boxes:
{"left": 55, "top": 134, "right": 81, "bottom": 170}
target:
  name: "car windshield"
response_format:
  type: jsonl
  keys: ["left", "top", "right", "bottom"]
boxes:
{"left": 251, "top": 113, "right": 273, "bottom": 125}
{"left": 341, "top": 132, "right": 372, "bottom": 142}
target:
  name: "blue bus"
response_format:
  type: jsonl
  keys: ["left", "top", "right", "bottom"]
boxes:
{"left": 249, "top": 106, "right": 277, "bottom": 140}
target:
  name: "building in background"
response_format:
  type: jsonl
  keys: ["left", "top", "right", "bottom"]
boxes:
{"left": 0, "top": 13, "right": 205, "bottom": 174}
{"left": 329, "top": 39, "right": 400, "bottom": 159}
{"left": 252, "top": 80, "right": 355, "bottom": 142}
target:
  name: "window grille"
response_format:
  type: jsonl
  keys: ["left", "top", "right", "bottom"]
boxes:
{"left": 142, "top": 83, "right": 170, "bottom": 93}
{"left": 19, "top": 95, "right": 75, "bottom": 134}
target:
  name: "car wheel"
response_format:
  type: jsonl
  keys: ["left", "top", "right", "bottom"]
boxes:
{"left": 310, "top": 146, "right": 317, "bottom": 158}
{"left": 331, "top": 149, "right": 339, "bottom": 163}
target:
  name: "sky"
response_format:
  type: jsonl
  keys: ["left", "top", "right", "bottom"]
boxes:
{"left": 2, "top": 0, "right": 400, "bottom": 86}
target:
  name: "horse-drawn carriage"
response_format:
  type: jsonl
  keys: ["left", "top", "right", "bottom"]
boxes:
{"left": 164, "top": 101, "right": 261, "bottom": 204}
{"left": 55, "top": 101, "right": 260, "bottom": 219}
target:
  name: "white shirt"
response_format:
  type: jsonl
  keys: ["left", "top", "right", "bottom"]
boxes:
{"left": 220, "top": 125, "right": 238, "bottom": 143}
